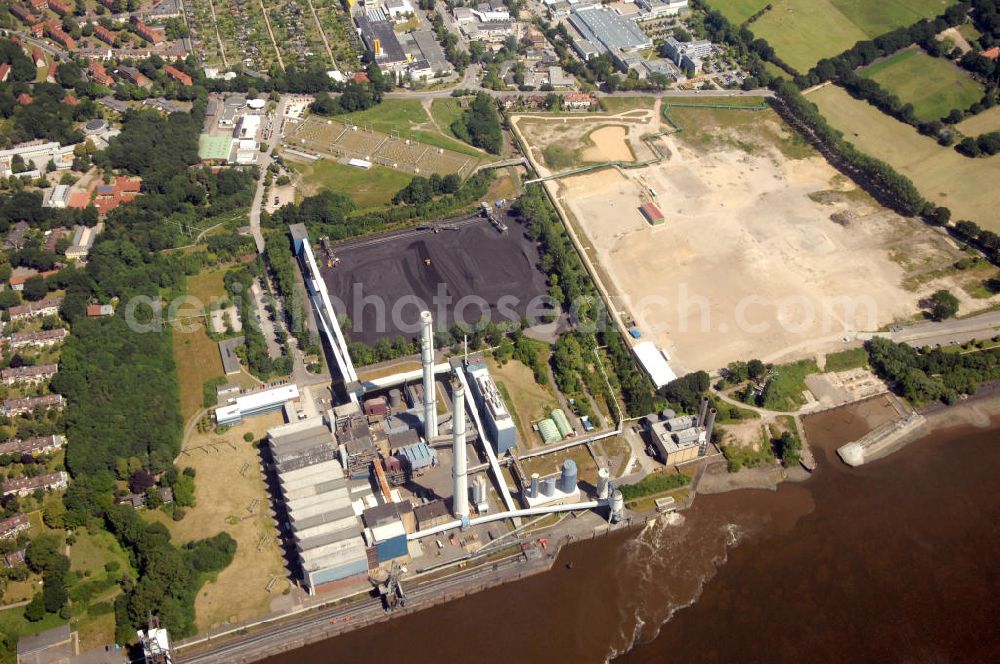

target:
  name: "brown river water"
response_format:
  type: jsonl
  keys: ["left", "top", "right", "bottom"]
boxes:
{"left": 268, "top": 406, "right": 1000, "bottom": 663}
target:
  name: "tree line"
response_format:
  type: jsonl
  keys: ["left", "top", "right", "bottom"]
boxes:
{"left": 450, "top": 92, "right": 503, "bottom": 155}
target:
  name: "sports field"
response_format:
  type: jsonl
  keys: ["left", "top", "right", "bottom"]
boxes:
{"left": 333, "top": 100, "right": 485, "bottom": 158}
{"left": 290, "top": 158, "right": 413, "bottom": 208}
{"left": 285, "top": 115, "right": 480, "bottom": 177}
{"left": 861, "top": 48, "right": 984, "bottom": 120}
{"left": 709, "top": 0, "right": 954, "bottom": 72}
{"left": 808, "top": 84, "right": 1000, "bottom": 231}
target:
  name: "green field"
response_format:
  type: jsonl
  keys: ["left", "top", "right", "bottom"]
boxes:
{"left": 709, "top": 0, "right": 954, "bottom": 73}
{"left": 823, "top": 348, "right": 869, "bottom": 372}
{"left": 334, "top": 100, "right": 485, "bottom": 157}
{"left": 861, "top": 48, "right": 984, "bottom": 120}
{"left": 808, "top": 84, "right": 1000, "bottom": 231}
{"left": 956, "top": 105, "right": 1000, "bottom": 136}
{"left": 290, "top": 158, "right": 413, "bottom": 208}
{"left": 429, "top": 98, "right": 467, "bottom": 141}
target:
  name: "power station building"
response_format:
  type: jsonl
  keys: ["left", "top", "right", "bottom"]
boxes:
{"left": 268, "top": 417, "right": 368, "bottom": 594}
{"left": 466, "top": 360, "right": 517, "bottom": 454}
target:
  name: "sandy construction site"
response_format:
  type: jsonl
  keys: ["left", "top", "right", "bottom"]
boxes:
{"left": 514, "top": 102, "right": 973, "bottom": 373}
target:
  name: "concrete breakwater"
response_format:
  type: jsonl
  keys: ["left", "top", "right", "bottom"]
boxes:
{"left": 837, "top": 412, "right": 927, "bottom": 466}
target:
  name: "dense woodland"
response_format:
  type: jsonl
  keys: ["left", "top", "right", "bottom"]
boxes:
{"left": 450, "top": 92, "right": 503, "bottom": 154}
{"left": 866, "top": 337, "right": 1000, "bottom": 405}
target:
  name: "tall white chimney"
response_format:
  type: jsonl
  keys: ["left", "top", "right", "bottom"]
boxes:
{"left": 452, "top": 375, "right": 468, "bottom": 518}
{"left": 421, "top": 310, "right": 438, "bottom": 440}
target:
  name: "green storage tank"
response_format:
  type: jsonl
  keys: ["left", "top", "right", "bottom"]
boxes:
{"left": 537, "top": 418, "right": 561, "bottom": 445}
{"left": 550, "top": 408, "right": 573, "bottom": 439}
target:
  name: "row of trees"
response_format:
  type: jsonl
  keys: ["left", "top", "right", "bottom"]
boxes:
{"left": 769, "top": 79, "right": 931, "bottom": 218}
{"left": 956, "top": 130, "right": 1000, "bottom": 157}
{"left": 950, "top": 219, "right": 1000, "bottom": 264}
{"left": 393, "top": 173, "right": 462, "bottom": 205}
{"left": 797, "top": 3, "right": 972, "bottom": 86}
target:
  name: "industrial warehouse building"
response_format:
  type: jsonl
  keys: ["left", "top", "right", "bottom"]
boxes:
{"left": 216, "top": 384, "right": 300, "bottom": 425}
{"left": 268, "top": 417, "right": 368, "bottom": 594}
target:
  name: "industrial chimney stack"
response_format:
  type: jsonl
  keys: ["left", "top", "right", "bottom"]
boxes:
{"left": 451, "top": 375, "right": 469, "bottom": 518}
{"left": 420, "top": 310, "right": 438, "bottom": 440}
{"left": 698, "top": 396, "right": 709, "bottom": 427}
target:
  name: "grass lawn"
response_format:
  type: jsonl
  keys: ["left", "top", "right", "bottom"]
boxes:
{"left": 599, "top": 97, "right": 655, "bottom": 113}
{"left": 333, "top": 100, "right": 484, "bottom": 158}
{"left": 823, "top": 348, "right": 869, "bottom": 372}
{"left": 666, "top": 98, "right": 813, "bottom": 160}
{"left": 808, "top": 84, "right": 1000, "bottom": 231}
{"left": 763, "top": 358, "right": 820, "bottom": 411}
{"left": 174, "top": 269, "right": 230, "bottom": 423}
{"left": 714, "top": 0, "right": 953, "bottom": 73}
{"left": 0, "top": 607, "right": 65, "bottom": 656}
{"left": 487, "top": 355, "right": 559, "bottom": 448}
{"left": 861, "top": 48, "right": 984, "bottom": 120}
{"left": 956, "top": 105, "right": 1000, "bottom": 136}
{"left": 291, "top": 158, "right": 413, "bottom": 208}
{"left": 69, "top": 530, "right": 131, "bottom": 578}
{"left": 429, "top": 98, "right": 467, "bottom": 140}
{"left": 144, "top": 410, "right": 289, "bottom": 631}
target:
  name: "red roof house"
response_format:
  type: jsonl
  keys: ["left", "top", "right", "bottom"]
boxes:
{"left": 0, "top": 64, "right": 9, "bottom": 84}
{"left": 164, "top": 64, "right": 192, "bottom": 86}
{"left": 31, "top": 46, "right": 45, "bottom": 67}
{"left": 353, "top": 71, "right": 370, "bottom": 84}
{"left": 983, "top": 46, "right": 1000, "bottom": 61}
{"left": 16, "top": 93, "right": 33, "bottom": 106}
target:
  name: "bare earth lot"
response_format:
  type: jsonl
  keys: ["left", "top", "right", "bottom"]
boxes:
{"left": 517, "top": 103, "right": 983, "bottom": 373}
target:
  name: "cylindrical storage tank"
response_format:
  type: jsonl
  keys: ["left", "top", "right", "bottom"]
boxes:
{"left": 597, "top": 467, "right": 610, "bottom": 500}
{"left": 541, "top": 476, "right": 556, "bottom": 497}
{"left": 529, "top": 473, "right": 539, "bottom": 498}
{"left": 389, "top": 388, "right": 403, "bottom": 409}
{"left": 560, "top": 459, "right": 577, "bottom": 493}
{"left": 610, "top": 489, "right": 625, "bottom": 523}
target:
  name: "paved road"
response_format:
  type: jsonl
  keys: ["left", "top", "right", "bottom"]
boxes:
{"left": 386, "top": 85, "right": 773, "bottom": 101}
{"left": 874, "top": 310, "right": 1000, "bottom": 348}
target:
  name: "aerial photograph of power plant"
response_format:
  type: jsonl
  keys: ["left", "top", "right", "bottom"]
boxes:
{"left": 0, "top": 0, "right": 998, "bottom": 663}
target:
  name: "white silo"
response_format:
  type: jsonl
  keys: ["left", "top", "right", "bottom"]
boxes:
{"left": 420, "top": 310, "right": 438, "bottom": 440}
{"left": 451, "top": 376, "right": 468, "bottom": 518}
{"left": 473, "top": 475, "right": 488, "bottom": 512}
{"left": 597, "top": 467, "right": 610, "bottom": 500}
{"left": 609, "top": 489, "right": 625, "bottom": 523}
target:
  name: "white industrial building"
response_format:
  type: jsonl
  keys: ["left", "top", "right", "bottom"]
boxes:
{"left": 633, "top": 341, "right": 677, "bottom": 389}
{"left": 215, "top": 384, "right": 300, "bottom": 425}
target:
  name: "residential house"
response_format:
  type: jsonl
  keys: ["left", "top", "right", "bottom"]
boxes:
{"left": 1, "top": 363, "right": 59, "bottom": 386}
{"left": 31, "top": 47, "right": 45, "bottom": 67}
{"left": 4, "top": 221, "right": 30, "bottom": 250}
{"left": 8, "top": 328, "right": 69, "bottom": 349}
{"left": 9, "top": 6, "right": 37, "bottom": 24}
{"left": 2, "top": 394, "right": 64, "bottom": 416}
{"left": 3, "top": 549, "right": 26, "bottom": 568}
{"left": 46, "top": 59, "right": 58, "bottom": 83}
{"left": 118, "top": 66, "right": 152, "bottom": 89}
{"left": 87, "top": 303, "right": 114, "bottom": 317}
{"left": 29, "top": 0, "right": 49, "bottom": 11}
{"left": 2, "top": 471, "right": 69, "bottom": 497}
{"left": 0, "top": 435, "right": 65, "bottom": 457}
{"left": 0, "top": 64, "right": 9, "bottom": 83}
{"left": 9, "top": 269, "right": 60, "bottom": 291}
{"left": 46, "top": 24, "right": 76, "bottom": 51}
{"left": 17, "top": 92, "right": 32, "bottom": 106}
{"left": 563, "top": 92, "right": 595, "bottom": 110}
{"left": 131, "top": 17, "right": 165, "bottom": 45}
{"left": 0, "top": 514, "right": 29, "bottom": 539}
{"left": 48, "top": 0, "right": 71, "bottom": 16}
{"left": 164, "top": 64, "right": 192, "bottom": 86}
{"left": 7, "top": 297, "right": 63, "bottom": 321}
{"left": 94, "top": 24, "right": 117, "bottom": 47}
